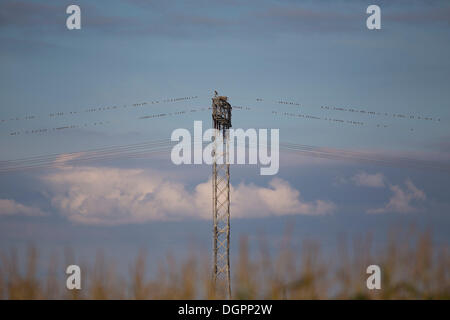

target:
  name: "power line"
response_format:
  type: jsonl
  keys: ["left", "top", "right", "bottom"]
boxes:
{"left": 4, "top": 106, "right": 254, "bottom": 137}
{"left": 0, "top": 95, "right": 199, "bottom": 125}
{"left": 0, "top": 140, "right": 173, "bottom": 173}
{"left": 279, "top": 142, "right": 450, "bottom": 172}
{"left": 3, "top": 93, "right": 444, "bottom": 138}
{"left": 1, "top": 139, "right": 449, "bottom": 174}
{"left": 271, "top": 99, "right": 442, "bottom": 123}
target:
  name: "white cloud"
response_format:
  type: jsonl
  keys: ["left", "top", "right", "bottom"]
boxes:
{"left": 231, "top": 178, "right": 335, "bottom": 217}
{"left": 41, "top": 166, "right": 335, "bottom": 225}
{"left": 351, "top": 172, "right": 385, "bottom": 188}
{"left": 367, "top": 179, "right": 426, "bottom": 214}
{"left": 0, "top": 199, "right": 46, "bottom": 217}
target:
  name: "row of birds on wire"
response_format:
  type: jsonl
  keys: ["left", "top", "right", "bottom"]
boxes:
{"left": 2, "top": 96, "right": 434, "bottom": 137}
{"left": 5, "top": 106, "right": 394, "bottom": 137}
{"left": 0, "top": 96, "right": 199, "bottom": 124}
{"left": 272, "top": 99, "right": 441, "bottom": 123}
{"left": 5, "top": 106, "right": 253, "bottom": 137}
{"left": 1, "top": 95, "right": 442, "bottom": 127}
{"left": 0, "top": 94, "right": 447, "bottom": 173}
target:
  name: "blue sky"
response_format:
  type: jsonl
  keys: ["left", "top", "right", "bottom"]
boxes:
{"left": 0, "top": 0, "right": 450, "bottom": 276}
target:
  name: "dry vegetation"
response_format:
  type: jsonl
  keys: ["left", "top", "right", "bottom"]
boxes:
{"left": 0, "top": 229, "right": 448, "bottom": 300}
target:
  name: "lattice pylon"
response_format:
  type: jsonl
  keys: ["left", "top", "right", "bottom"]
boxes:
{"left": 212, "top": 94, "right": 232, "bottom": 299}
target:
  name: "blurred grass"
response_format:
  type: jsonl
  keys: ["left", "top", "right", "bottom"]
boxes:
{"left": 0, "top": 229, "right": 448, "bottom": 299}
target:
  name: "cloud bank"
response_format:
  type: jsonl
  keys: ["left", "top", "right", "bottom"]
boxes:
{"left": 41, "top": 166, "right": 335, "bottom": 225}
{"left": 334, "top": 171, "right": 427, "bottom": 214}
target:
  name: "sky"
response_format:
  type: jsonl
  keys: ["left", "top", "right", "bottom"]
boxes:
{"left": 0, "top": 0, "right": 450, "bottom": 276}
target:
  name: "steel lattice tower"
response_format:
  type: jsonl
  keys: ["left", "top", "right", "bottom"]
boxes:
{"left": 211, "top": 92, "right": 232, "bottom": 299}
